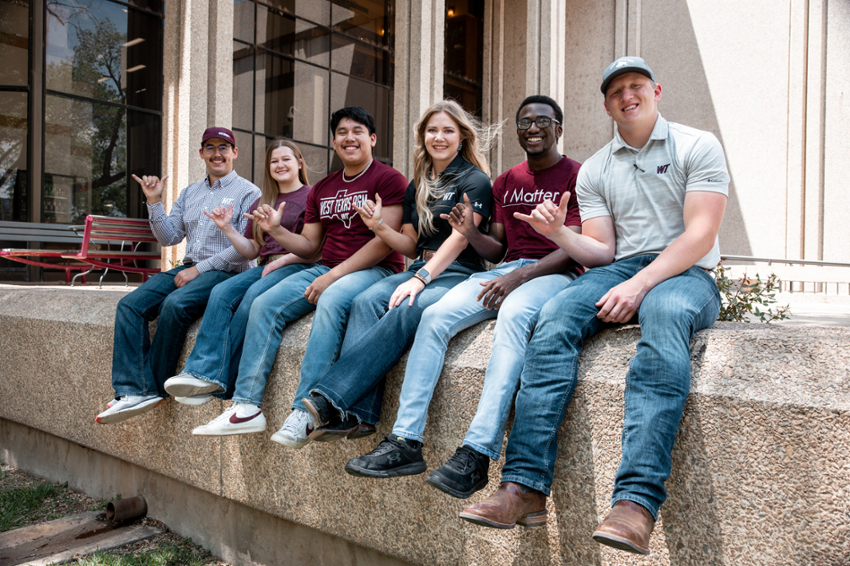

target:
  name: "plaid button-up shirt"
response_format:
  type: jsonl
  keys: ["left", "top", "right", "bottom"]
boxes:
{"left": 146, "top": 169, "right": 261, "bottom": 273}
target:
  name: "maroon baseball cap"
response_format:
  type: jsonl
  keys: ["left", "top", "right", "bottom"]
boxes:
{"left": 201, "top": 127, "right": 236, "bottom": 146}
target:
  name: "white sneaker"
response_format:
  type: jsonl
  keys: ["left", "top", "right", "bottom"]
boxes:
{"left": 96, "top": 395, "right": 163, "bottom": 424}
{"left": 175, "top": 394, "right": 213, "bottom": 406}
{"left": 270, "top": 409, "right": 316, "bottom": 449}
{"left": 192, "top": 403, "right": 266, "bottom": 436}
{"left": 164, "top": 373, "right": 223, "bottom": 397}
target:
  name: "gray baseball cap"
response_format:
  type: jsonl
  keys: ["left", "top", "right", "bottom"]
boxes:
{"left": 600, "top": 56, "right": 656, "bottom": 94}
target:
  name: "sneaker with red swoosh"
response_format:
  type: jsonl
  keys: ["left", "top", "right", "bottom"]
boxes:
{"left": 192, "top": 403, "right": 266, "bottom": 436}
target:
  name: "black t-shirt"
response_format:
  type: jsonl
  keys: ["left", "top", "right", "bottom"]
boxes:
{"left": 402, "top": 154, "right": 492, "bottom": 269}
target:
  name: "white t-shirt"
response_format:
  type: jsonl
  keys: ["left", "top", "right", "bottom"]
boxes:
{"left": 576, "top": 114, "right": 729, "bottom": 269}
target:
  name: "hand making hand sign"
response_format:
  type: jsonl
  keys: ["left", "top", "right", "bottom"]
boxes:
{"left": 132, "top": 174, "right": 170, "bottom": 205}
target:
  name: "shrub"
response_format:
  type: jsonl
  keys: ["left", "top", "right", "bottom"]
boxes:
{"left": 715, "top": 261, "right": 790, "bottom": 323}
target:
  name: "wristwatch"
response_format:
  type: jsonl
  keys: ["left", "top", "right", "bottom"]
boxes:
{"left": 415, "top": 268, "right": 432, "bottom": 285}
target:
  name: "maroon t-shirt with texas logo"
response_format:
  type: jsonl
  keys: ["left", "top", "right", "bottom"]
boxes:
{"left": 305, "top": 159, "right": 407, "bottom": 273}
{"left": 493, "top": 156, "right": 583, "bottom": 267}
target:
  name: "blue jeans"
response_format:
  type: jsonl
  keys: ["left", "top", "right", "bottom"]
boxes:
{"left": 391, "top": 259, "right": 575, "bottom": 458}
{"left": 311, "top": 261, "right": 481, "bottom": 424}
{"left": 180, "top": 263, "right": 312, "bottom": 398}
{"left": 500, "top": 255, "right": 721, "bottom": 519}
{"left": 111, "top": 265, "right": 235, "bottom": 397}
{"left": 233, "top": 264, "right": 392, "bottom": 407}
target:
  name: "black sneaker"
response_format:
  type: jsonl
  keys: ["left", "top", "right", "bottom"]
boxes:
{"left": 426, "top": 445, "right": 489, "bottom": 499}
{"left": 344, "top": 434, "right": 427, "bottom": 478}
{"left": 302, "top": 393, "right": 335, "bottom": 426}
{"left": 310, "top": 414, "right": 377, "bottom": 443}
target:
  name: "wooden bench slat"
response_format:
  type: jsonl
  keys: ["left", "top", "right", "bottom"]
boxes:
{"left": 2, "top": 249, "right": 79, "bottom": 257}
{"left": 62, "top": 251, "right": 161, "bottom": 260}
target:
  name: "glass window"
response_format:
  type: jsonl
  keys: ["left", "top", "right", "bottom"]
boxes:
{"left": 231, "top": 129, "right": 254, "bottom": 182}
{"left": 0, "top": 0, "right": 30, "bottom": 87}
{"left": 330, "top": 72, "right": 391, "bottom": 159}
{"left": 255, "top": 52, "right": 294, "bottom": 138}
{"left": 290, "top": 62, "right": 328, "bottom": 146}
{"left": 265, "top": 0, "right": 330, "bottom": 26}
{"left": 253, "top": 134, "right": 268, "bottom": 185}
{"left": 331, "top": 0, "right": 392, "bottom": 49}
{"left": 234, "top": 0, "right": 254, "bottom": 43}
{"left": 234, "top": 0, "right": 394, "bottom": 185}
{"left": 127, "top": 0, "right": 163, "bottom": 13}
{"left": 233, "top": 41, "right": 254, "bottom": 131}
{"left": 46, "top": 0, "right": 163, "bottom": 111}
{"left": 44, "top": 93, "right": 153, "bottom": 224}
{"left": 257, "top": 4, "right": 330, "bottom": 66}
{"left": 444, "top": 0, "right": 484, "bottom": 116}
{"left": 331, "top": 34, "right": 391, "bottom": 85}
{"left": 299, "top": 142, "right": 328, "bottom": 183}
{"left": 0, "top": 92, "right": 28, "bottom": 221}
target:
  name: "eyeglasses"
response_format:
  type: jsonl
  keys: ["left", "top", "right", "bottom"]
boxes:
{"left": 516, "top": 117, "right": 560, "bottom": 130}
{"left": 203, "top": 144, "right": 233, "bottom": 155}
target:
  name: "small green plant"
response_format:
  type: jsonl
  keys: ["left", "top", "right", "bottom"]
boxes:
{"left": 95, "top": 494, "right": 122, "bottom": 511}
{"left": 168, "top": 259, "right": 183, "bottom": 268}
{"left": 715, "top": 262, "right": 790, "bottom": 323}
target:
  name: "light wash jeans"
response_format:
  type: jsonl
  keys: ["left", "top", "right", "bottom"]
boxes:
{"left": 310, "top": 260, "right": 482, "bottom": 423}
{"left": 231, "top": 264, "right": 392, "bottom": 407}
{"left": 180, "top": 263, "right": 312, "bottom": 398}
{"left": 500, "top": 255, "right": 721, "bottom": 519}
{"left": 111, "top": 265, "right": 235, "bottom": 397}
{"left": 391, "top": 259, "right": 575, "bottom": 458}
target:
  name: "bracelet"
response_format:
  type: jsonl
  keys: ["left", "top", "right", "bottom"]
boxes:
{"left": 412, "top": 274, "right": 428, "bottom": 286}
{"left": 367, "top": 218, "right": 384, "bottom": 232}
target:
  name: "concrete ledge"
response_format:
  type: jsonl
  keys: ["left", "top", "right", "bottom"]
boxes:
{"left": 1, "top": 286, "right": 848, "bottom": 565}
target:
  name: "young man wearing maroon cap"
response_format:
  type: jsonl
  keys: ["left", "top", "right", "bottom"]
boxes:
{"left": 96, "top": 127, "right": 261, "bottom": 424}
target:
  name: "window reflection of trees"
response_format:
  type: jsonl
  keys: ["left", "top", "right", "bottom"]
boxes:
{"left": 44, "top": 0, "right": 148, "bottom": 222}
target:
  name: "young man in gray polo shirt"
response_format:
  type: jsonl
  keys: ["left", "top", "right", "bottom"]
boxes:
{"left": 458, "top": 57, "right": 729, "bottom": 556}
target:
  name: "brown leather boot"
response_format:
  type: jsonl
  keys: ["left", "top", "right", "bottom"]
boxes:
{"left": 458, "top": 482, "right": 547, "bottom": 529}
{"left": 592, "top": 500, "right": 655, "bottom": 555}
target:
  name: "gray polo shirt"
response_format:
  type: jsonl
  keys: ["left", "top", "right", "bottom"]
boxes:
{"left": 576, "top": 113, "right": 729, "bottom": 269}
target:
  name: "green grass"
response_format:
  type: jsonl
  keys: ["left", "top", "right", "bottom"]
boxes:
{"left": 70, "top": 542, "right": 213, "bottom": 566}
{"left": 95, "top": 494, "right": 122, "bottom": 511}
{"left": 0, "top": 481, "right": 61, "bottom": 532}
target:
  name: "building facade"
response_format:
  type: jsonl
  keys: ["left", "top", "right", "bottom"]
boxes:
{"left": 2, "top": 0, "right": 849, "bottom": 277}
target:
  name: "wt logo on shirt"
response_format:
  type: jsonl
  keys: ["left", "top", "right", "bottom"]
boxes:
{"left": 319, "top": 189, "right": 369, "bottom": 229}
{"left": 657, "top": 164, "right": 671, "bottom": 174}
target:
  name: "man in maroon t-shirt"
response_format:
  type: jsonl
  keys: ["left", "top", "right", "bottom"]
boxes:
{"left": 396, "top": 95, "right": 584, "bottom": 499}
{"left": 189, "top": 107, "right": 408, "bottom": 445}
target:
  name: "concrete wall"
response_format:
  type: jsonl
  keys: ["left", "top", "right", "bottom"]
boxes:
{"left": 553, "top": 0, "right": 850, "bottom": 262}
{"left": 1, "top": 286, "right": 848, "bottom": 566}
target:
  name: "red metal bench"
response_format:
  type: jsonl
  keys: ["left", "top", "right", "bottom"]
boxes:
{"left": 61, "top": 216, "right": 162, "bottom": 285}
{"left": 1, "top": 216, "right": 162, "bottom": 286}
{"left": 1, "top": 221, "right": 92, "bottom": 283}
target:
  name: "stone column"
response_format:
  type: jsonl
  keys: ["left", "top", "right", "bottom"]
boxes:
{"left": 160, "top": 0, "right": 233, "bottom": 268}
{"left": 392, "top": 0, "right": 445, "bottom": 179}
{"left": 802, "top": 0, "right": 827, "bottom": 262}
{"left": 482, "top": 0, "right": 568, "bottom": 177}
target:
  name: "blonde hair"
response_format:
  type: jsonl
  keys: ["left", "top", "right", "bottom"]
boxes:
{"left": 254, "top": 139, "right": 309, "bottom": 246}
{"left": 412, "top": 100, "right": 500, "bottom": 236}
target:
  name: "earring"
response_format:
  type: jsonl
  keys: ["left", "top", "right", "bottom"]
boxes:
{"left": 458, "top": 142, "right": 463, "bottom": 152}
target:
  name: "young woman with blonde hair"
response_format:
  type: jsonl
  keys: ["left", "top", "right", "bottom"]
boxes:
{"left": 279, "top": 100, "right": 499, "bottom": 451}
